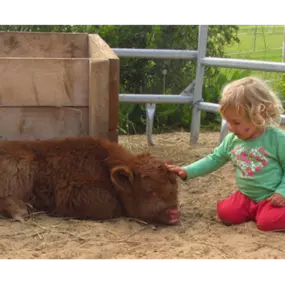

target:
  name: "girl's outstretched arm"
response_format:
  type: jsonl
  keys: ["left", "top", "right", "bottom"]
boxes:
{"left": 170, "top": 133, "right": 233, "bottom": 181}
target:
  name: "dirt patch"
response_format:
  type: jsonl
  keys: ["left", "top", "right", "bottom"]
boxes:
{"left": 1, "top": 130, "right": 285, "bottom": 259}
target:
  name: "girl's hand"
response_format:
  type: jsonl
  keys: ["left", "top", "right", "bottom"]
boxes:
{"left": 268, "top": 193, "right": 285, "bottom": 207}
{"left": 165, "top": 163, "right": 187, "bottom": 179}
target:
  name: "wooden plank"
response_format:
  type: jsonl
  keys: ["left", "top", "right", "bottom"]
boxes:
{"left": 89, "top": 59, "right": 110, "bottom": 138}
{"left": 0, "top": 107, "right": 89, "bottom": 140}
{"left": 88, "top": 34, "right": 120, "bottom": 142}
{"left": 0, "top": 32, "right": 88, "bottom": 58}
{"left": 0, "top": 58, "right": 89, "bottom": 106}
{"left": 108, "top": 58, "right": 120, "bottom": 142}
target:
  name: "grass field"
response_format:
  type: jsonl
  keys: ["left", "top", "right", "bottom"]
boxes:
{"left": 225, "top": 25, "right": 284, "bottom": 62}
{"left": 220, "top": 25, "right": 285, "bottom": 94}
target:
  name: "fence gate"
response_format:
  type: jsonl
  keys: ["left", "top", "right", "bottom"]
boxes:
{"left": 113, "top": 25, "right": 285, "bottom": 145}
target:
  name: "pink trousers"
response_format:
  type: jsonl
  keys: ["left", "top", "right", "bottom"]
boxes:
{"left": 217, "top": 190, "right": 285, "bottom": 231}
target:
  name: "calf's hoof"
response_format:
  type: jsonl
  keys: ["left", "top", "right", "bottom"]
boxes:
{"left": 12, "top": 214, "right": 25, "bottom": 222}
{"left": 11, "top": 207, "right": 30, "bottom": 222}
{"left": 0, "top": 196, "right": 30, "bottom": 222}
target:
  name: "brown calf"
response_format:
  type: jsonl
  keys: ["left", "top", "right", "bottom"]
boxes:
{"left": 0, "top": 137, "right": 180, "bottom": 225}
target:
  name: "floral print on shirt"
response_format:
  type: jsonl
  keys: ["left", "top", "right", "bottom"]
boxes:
{"left": 230, "top": 146, "right": 269, "bottom": 177}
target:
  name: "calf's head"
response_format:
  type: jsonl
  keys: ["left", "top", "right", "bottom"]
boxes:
{"left": 108, "top": 153, "right": 180, "bottom": 225}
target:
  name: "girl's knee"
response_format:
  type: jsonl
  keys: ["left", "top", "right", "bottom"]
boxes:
{"left": 217, "top": 201, "right": 236, "bottom": 224}
{"left": 256, "top": 202, "right": 285, "bottom": 231}
{"left": 256, "top": 224, "right": 272, "bottom": 231}
{"left": 256, "top": 215, "right": 285, "bottom": 232}
{"left": 217, "top": 200, "right": 247, "bottom": 225}
{"left": 256, "top": 217, "right": 276, "bottom": 231}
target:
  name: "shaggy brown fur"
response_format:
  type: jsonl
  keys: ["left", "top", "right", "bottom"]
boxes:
{"left": 0, "top": 137, "right": 180, "bottom": 225}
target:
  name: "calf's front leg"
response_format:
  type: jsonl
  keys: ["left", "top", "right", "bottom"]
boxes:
{"left": 0, "top": 196, "right": 29, "bottom": 222}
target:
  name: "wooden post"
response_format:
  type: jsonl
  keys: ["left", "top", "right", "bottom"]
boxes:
{"left": 89, "top": 58, "right": 110, "bottom": 138}
{"left": 88, "top": 34, "right": 120, "bottom": 142}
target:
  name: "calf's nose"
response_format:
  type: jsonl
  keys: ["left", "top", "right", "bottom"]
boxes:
{"left": 167, "top": 208, "right": 180, "bottom": 224}
{"left": 167, "top": 208, "right": 179, "bottom": 215}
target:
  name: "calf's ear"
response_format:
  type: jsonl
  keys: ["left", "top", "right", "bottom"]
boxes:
{"left": 110, "top": 165, "right": 134, "bottom": 192}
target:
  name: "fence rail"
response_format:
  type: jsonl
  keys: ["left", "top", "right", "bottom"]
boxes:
{"left": 119, "top": 94, "right": 193, "bottom": 104}
{"left": 113, "top": 25, "right": 285, "bottom": 146}
{"left": 201, "top": 57, "right": 285, "bottom": 72}
{"left": 113, "top": 48, "right": 198, "bottom": 59}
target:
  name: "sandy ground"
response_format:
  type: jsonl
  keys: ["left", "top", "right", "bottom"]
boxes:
{"left": 1, "top": 130, "right": 285, "bottom": 259}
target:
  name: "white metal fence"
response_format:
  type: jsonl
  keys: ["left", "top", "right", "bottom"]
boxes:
{"left": 113, "top": 25, "right": 285, "bottom": 145}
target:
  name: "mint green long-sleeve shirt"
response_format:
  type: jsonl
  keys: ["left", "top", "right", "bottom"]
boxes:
{"left": 182, "top": 126, "right": 285, "bottom": 202}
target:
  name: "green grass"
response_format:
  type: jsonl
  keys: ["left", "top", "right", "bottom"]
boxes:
{"left": 220, "top": 25, "right": 285, "bottom": 96}
{"left": 225, "top": 25, "right": 284, "bottom": 62}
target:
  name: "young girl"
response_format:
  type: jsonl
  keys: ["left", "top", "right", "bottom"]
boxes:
{"left": 166, "top": 76, "right": 285, "bottom": 231}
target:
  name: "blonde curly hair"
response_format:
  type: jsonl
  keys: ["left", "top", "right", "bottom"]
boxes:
{"left": 219, "top": 76, "right": 284, "bottom": 128}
